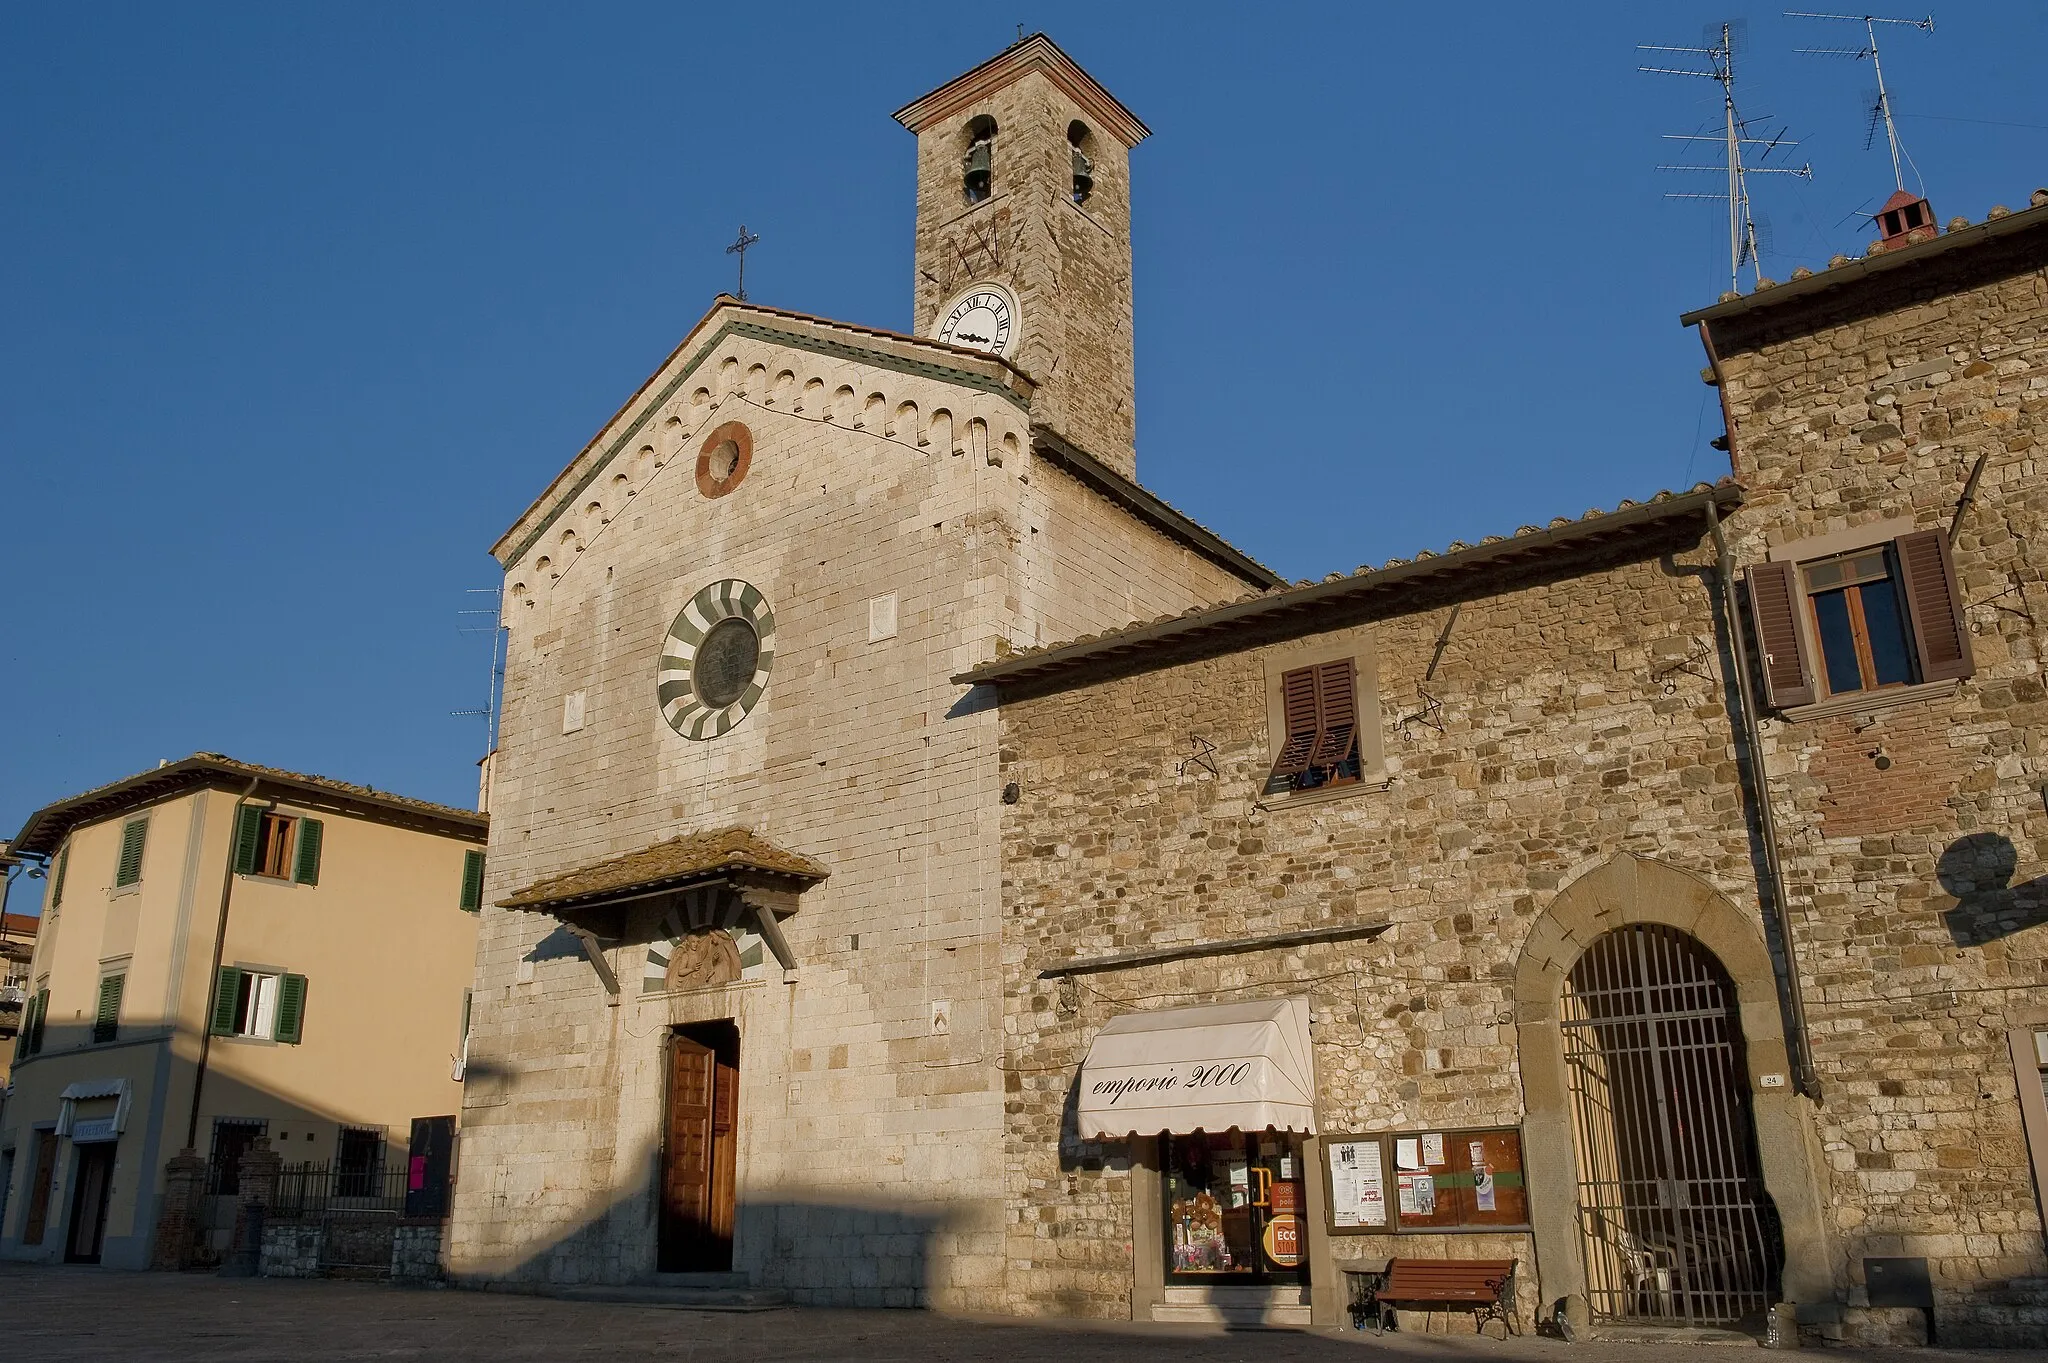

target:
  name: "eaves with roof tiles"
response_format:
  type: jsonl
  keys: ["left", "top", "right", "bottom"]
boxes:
{"left": 11, "top": 753, "right": 486, "bottom": 858}
{"left": 954, "top": 482, "right": 1744, "bottom": 694}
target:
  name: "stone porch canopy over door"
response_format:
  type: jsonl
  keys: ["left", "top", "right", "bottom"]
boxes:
{"left": 498, "top": 827, "right": 828, "bottom": 995}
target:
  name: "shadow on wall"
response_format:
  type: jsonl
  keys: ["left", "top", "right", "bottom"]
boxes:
{"left": 1938, "top": 833, "right": 2048, "bottom": 947}
{"left": 1, "top": 1014, "right": 461, "bottom": 1271}
{"left": 454, "top": 1186, "right": 965, "bottom": 1309}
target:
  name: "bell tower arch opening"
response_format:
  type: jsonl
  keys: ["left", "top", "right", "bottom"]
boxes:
{"left": 962, "top": 114, "right": 997, "bottom": 203}
{"left": 895, "top": 34, "right": 1150, "bottom": 478}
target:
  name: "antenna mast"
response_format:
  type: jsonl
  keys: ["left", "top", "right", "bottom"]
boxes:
{"left": 1641, "top": 23, "right": 1813, "bottom": 293}
{"left": 1787, "top": 11, "right": 1935, "bottom": 193}
{"left": 450, "top": 587, "right": 506, "bottom": 761}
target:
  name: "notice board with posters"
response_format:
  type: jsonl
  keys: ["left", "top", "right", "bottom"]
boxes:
{"left": 1321, "top": 1126, "right": 1528, "bottom": 1234}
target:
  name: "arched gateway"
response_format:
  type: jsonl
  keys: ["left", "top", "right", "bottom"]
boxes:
{"left": 1512, "top": 854, "right": 1834, "bottom": 1331}
{"left": 1562, "top": 924, "right": 1781, "bottom": 1325}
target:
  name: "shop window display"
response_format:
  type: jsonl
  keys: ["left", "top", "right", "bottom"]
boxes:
{"left": 1164, "top": 1131, "right": 1307, "bottom": 1283}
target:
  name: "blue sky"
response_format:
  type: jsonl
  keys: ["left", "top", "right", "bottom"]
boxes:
{"left": 3, "top": 3, "right": 2042, "bottom": 907}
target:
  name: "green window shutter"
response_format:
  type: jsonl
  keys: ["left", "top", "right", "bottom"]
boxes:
{"left": 93, "top": 974, "right": 125, "bottom": 1044}
{"left": 232, "top": 804, "right": 263, "bottom": 876}
{"left": 29, "top": 988, "right": 48, "bottom": 1054}
{"left": 275, "top": 974, "right": 308, "bottom": 1044}
{"left": 50, "top": 847, "right": 68, "bottom": 908}
{"left": 210, "top": 967, "right": 243, "bottom": 1036}
{"left": 459, "top": 849, "right": 486, "bottom": 912}
{"left": 292, "top": 818, "right": 324, "bottom": 886}
{"left": 115, "top": 819, "right": 149, "bottom": 887}
{"left": 11, "top": 994, "right": 30, "bottom": 1062}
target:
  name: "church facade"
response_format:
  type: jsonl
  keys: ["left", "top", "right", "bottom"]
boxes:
{"left": 449, "top": 32, "right": 2048, "bottom": 1344}
{"left": 444, "top": 38, "right": 1273, "bottom": 1304}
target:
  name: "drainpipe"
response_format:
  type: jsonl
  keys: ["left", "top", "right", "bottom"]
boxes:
{"left": 185, "top": 778, "right": 262, "bottom": 1150}
{"left": 1697, "top": 358, "right": 1822, "bottom": 1099}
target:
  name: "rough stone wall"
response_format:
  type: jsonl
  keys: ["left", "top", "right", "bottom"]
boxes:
{"left": 391, "top": 1222, "right": 444, "bottom": 1281}
{"left": 995, "top": 536, "right": 1775, "bottom": 1321}
{"left": 1709, "top": 227, "right": 2048, "bottom": 1343}
{"left": 910, "top": 71, "right": 1138, "bottom": 476}
{"left": 259, "top": 1223, "right": 322, "bottom": 1278}
{"left": 450, "top": 321, "right": 1252, "bottom": 1302}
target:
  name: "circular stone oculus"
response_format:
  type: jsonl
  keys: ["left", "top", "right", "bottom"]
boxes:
{"left": 657, "top": 579, "right": 776, "bottom": 740}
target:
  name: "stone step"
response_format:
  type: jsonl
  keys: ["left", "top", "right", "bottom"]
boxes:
{"left": 1154, "top": 1286, "right": 1311, "bottom": 1329}
{"left": 1589, "top": 1324, "right": 1759, "bottom": 1346}
{"left": 546, "top": 1284, "right": 791, "bottom": 1312}
{"left": 1150, "top": 1301, "right": 1313, "bottom": 1328}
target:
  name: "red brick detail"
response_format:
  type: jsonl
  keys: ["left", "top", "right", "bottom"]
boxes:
{"left": 695, "top": 422, "right": 753, "bottom": 499}
{"left": 1807, "top": 706, "right": 1963, "bottom": 838}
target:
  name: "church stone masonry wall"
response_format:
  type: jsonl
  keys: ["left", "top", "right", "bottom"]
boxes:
{"left": 994, "top": 538, "right": 1792, "bottom": 1323}
{"left": 911, "top": 71, "right": 1138, "bottom": 477}
{"left": 450, "top": 322, "right": 1253, "bottom": 1302}
{"left": 1706, "top": 232, "right": 2048, "bottom": 1343}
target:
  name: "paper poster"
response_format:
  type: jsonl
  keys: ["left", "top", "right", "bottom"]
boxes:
{"left": 1397, "top": 1138, "right": 1423, "bottom": 1171}
{"left": 1469, "top": 1139, "right": 1495, "bottom": 1211}
{"left": 1279, "top": 1155, "right": 1294, "bottom": 1180}
{"left": 1397, "top": 1172, "right": 1436, "bottom": 1217}
{"left": 1328, "top": 1140, "right": 1386, "bottom": 1227}
{"left": 1422, "top": 1133, "right": 1445, "bottom": 1166}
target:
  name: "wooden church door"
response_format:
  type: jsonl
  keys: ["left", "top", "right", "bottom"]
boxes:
{"left": 660, "top": 1022, "right": 738, "bottom": 1271}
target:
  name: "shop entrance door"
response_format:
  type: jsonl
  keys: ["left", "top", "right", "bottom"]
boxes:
{"left": 1163, "top": 1132, "right": 1308, "bottom": 1285}
{"left": 65, "top": 1145, "right": 115, "bottom": 1264}
{"left": 659, "top": 1020, "right": 738, "bottom": 1272}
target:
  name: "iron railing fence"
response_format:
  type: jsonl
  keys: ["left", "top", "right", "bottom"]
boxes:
{"left": 271, "top": 1159, "right": 411, "bottom": 1222}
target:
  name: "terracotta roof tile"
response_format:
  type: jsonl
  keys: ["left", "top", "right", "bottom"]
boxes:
{"left": 501, "top": 827, "right": 829, "bottom": 912}
{"left": 11, "top": 752, "right": 485, "bottom": 857}
{"left": 958, "top": 481, "right": 1742, "bottom": 690}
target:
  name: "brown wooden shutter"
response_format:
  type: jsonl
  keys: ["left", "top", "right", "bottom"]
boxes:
{"left": 1895, "top": 529, "right": 1975, "bottom": 682}
{"left": 1744, "top": 561, "right": 1816, "bottom": 708}
{"left": 1307, "top": 659, "right": 1359, "bottom": 767}
{"left": 1272, "top": 666, "right": 1322, "bottom": 776}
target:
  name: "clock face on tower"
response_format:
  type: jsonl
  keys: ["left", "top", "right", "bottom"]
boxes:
{"left": 934, "top": 284, "right": 1017, "bottom": 358}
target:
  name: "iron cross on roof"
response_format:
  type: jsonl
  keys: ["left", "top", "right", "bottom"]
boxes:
{"left": 725, "top": 224, "right": 761, "bottom": 302}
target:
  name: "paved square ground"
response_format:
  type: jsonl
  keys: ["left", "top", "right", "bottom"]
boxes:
{"left": 4, "top": 1266, "right": 2043, "bottom": 1362}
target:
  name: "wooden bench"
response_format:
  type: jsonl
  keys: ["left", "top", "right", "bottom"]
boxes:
{"left": 1347, "top": 1257, "right": 1517, "bottom": 1335}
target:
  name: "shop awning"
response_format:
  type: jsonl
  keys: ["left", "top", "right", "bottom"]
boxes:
{"left": 1077, "top": 997, "right": 1317, "bottom": 1138}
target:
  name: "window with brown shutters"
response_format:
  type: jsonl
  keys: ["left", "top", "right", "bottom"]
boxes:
{"left": 1271, "top": 659, "right": 1364, "bottom": 792}
{"left": 1747, "top": 529, "right": 1974, "bottom": 712}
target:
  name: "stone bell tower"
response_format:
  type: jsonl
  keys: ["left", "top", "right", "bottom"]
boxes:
{"left": 894, "top": 34, "right": 1148, "bottom": 479}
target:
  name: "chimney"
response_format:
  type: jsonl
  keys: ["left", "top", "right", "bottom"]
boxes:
{"left": 1873, "top": 188, "right": 1937, "bottom": 251}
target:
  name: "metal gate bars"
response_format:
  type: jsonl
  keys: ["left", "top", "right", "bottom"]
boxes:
{"left": 1561, "top": 923, "right": 1782, "bottom": 1326}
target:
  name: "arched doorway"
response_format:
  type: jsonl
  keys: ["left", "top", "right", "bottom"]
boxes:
{"left": 1562, "top": 923, "right": 1782, "bottom": 1326}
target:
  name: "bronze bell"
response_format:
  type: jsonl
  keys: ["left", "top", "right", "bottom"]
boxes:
{"left": 1071, "top": 147, "right": 1093, "bottom": 203}
{"left": 962, "top": 140, "right": 993, "bottom": 202}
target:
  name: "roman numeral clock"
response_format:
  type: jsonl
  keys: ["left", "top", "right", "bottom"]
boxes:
{"left": 934, "top": 283, "right": 1017, "bottom": 358}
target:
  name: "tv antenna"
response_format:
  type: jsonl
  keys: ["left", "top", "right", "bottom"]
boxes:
{"left": 725, "top": 224, "right": 761, "bottom": 302}
{"left": 1787, "top": 11, "right": 1934, "bottom": 194}
{"left": 450, "top": 587, "right": 506, "bottom": 761}
{"left": 1641, "top": 22, "right": 1814, "bottom": 293}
